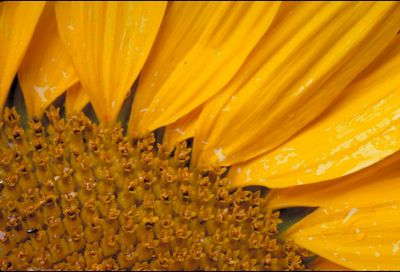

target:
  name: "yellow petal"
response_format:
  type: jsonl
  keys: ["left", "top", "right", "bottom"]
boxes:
{"left": 229, "top": 33, "right": 400, "bottom": 188}
{"left": 55, "top": 1, "right": 166, "bottom": 122}
{"left": 163, "top": 106, "right": 202, "bottom": 152}
{"left": 0, "top": 1, "right": 45, "bottom": 112}
{"left": 193, "top": 2, "right": 400, "bottom": 168}
{"left": 128, "top": 2, "right": 281, "bottom": 137}
{"left": 286, "top": 205, "right": 400, "bottom": 271}
{"left": 310, "top": 257, "right": 350, "bottom": 271}
{"left": 65, "top": 83, "right": 89, "bottom": 114}
{"left": 18, "top": 3, "right": 79, "bottom": 117}
{"left": 267, "top": 151, "right": 400, "bottom": 209}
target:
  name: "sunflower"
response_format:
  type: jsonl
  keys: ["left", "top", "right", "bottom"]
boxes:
{"left": 0, "top": 1, "right": 399, "bottom": 271}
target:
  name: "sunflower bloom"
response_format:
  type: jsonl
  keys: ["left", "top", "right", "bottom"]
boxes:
{"left": 0, "top": 1, "right": 400, "bottom": 271}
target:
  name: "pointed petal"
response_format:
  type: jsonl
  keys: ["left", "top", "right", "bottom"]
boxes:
{"left": 0, "top": 1, "right": 45, "bottom": 111}
{"left": 267, "top": 151, "right": 400, "bottom": 209}
{"left": 286, "top": 205, "right": 400, "bottom": 271}
{"left": 310, "top": 257, "right": 350, "bottom": 271}
{"left": 18, "top": 3, "right": 79, "bottom": 117}
{"left": 128, "top": 2, "right": 281, "bottom": 137}
{"left": 163, "top": 106, "right": 202, "bottom": 151}
{"left": 55, "top": 1, "right": 166, "bottom": 122}
{"left": 65, "top": 83, "right": 89, "bottom": 114}
{"left": 193, "top": 2, "right": 400, "bottom": 168}
{"left": 229, "top": 34, "right": 400, "bottom": 188}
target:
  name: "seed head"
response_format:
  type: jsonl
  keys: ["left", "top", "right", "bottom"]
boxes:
{"left": 0, "top": 107, "right": 311, "bottom": 270}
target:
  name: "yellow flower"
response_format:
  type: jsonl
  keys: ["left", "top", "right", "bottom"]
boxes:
{"left": 0, "top": 1, "right": 400, "bottom": 271}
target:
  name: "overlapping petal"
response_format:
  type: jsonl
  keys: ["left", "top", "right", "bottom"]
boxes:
{"left": 65, "top": 83, "right": 89, "bottom": 114}
{"left": 18, "top": 3, "right": 79, "bottom": 117}
{"left": 286, "top": 204, "right": 400, "bottom": 270}
{"left": 192, "top": 2, "right": 400, "bottom": 169}
{"left": 0, "top": 1, "right": 45, "bottom": 112}
{"left": 128, "top": 1, "right": 281, "bottom": 137}
{"left": 55, "top": 1, "right": 166, "bottom": 122}
{"left": 274, "top": 145, "right": 400, "bottom": 270}
{"left": 163, "top": 106, "right": 201, "bottom": 151}
{"left": 266, "top": 151, "right": 400, "bottom": 209}
{"left": 229, "top": 33, "right": 400, "bottom": 188}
